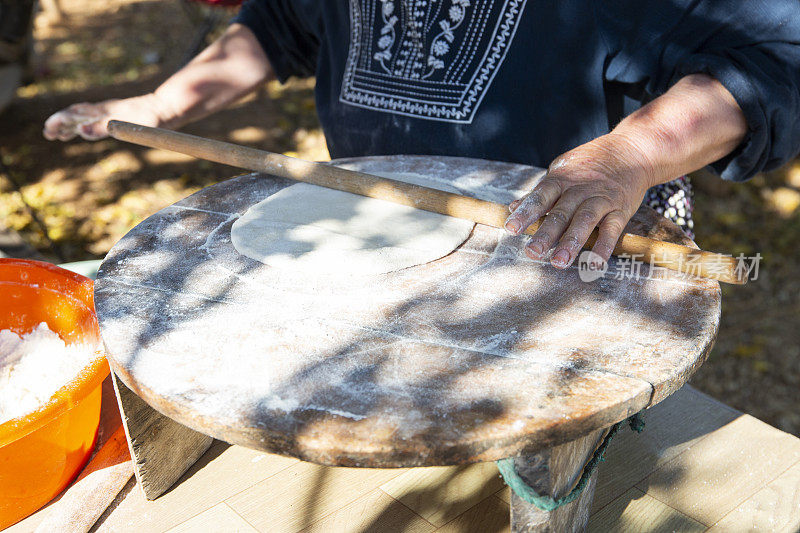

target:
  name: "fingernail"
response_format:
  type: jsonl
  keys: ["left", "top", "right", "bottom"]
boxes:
{"left": 526, "top": 240, "right": 544, "bottom": 256}
{"left": 504, "top": 218, "right": 520, "bottom": 234}
{"left": 552, "top": 249, "right": 571, "bottom": 267}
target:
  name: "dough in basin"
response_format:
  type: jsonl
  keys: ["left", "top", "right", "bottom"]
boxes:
{"left": 231, "top": 172, "right": 475, "bottom": 275}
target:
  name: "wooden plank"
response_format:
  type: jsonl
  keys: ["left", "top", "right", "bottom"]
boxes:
{"left": 591, "top": 385, "right": 741, "bottom": 512}
{"left": 435, "top": 495, "right": 510, "bottom": 533}
{"left": 637, "top": 414, "right": 800, "bottom": 526}
{"left": 95, "top": 156, "right": 719, "bottom": 468}
{"left": 112, "top": 373, "right": 214, "bottom": 500}
{"left": 93, "top": 442, "right": 298, "bottom": 531}
{"left": 707, "top": 459, "right": 800, "bottom": 532}
{"left": 301, "top": 488, "right": 435, "bottom": 533}
{"left": 13, "top": 381, "right": 798, "bottom": 533}
{"left": 587, "top": 488, "right": 704, "bottom": 533}
{"left": 33, "top": 426, "right": 132, "bottom": 532}
{"left": 508, "top": 428, "right": 606, "bottom": 532}
{"left": 5, "top": 376, "right": 124, "bottom": 532}
{"left": 379, "top": 462, "right": 505, "bottom": 527}
{"left": 109, "top": 121, "right": 743, "bottom": 283}
{"left": 226, "top": 461, "right": 406, "bottom": 532}
{"left": 167, "top": 503, "right": 258, "bottom": 533}
{"left": 499, "top": 386, "right": 741, "bottom": 511}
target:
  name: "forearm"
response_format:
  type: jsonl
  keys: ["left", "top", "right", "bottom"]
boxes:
{"left": 150, "top": 23, "right": 274, "bottom": 129}
{"left": 603, "top": 73, "right": 748, "bottom": 188}
{"left": 506, "top": 73, "right": 749, "bottom": 268}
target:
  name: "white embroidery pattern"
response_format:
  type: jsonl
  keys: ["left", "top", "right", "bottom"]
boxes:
{"left": 340, "top": 0, "right": 528, "bottom": 123}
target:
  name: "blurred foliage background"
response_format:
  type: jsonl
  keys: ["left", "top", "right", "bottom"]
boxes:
{"left": 1, "top": 0, "right": 798, "bottom": 436}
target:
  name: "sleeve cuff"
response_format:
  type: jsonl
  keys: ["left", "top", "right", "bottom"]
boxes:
{"left": 672, "top": 53, "right": 768, "bottom": 182}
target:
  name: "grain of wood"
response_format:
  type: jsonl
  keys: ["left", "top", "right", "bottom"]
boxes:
{"left": 95, "top": 155, "right": 720, "bottom": 532}
{"left": 435, "top": 495, "right": 510, "bottom": 533}
{"left": 167, "top": 503, "right": 258, "bottom": 533}
{"left": 16, "top": 384, "right": 800, "bottom": 533}
{"left": 225, "top": 461, "right": 406, "bottom": 532}
{"left": 591, "top": 385, "right": 741, "bottom": 511}
{"left": 96, "top": 157, "right": 719, "bottom": 469}
{"left": 508, "top": 428, "right": 606, "bottom": 532}
{"left": 380, "top": 462, "right": 505, "bottom": 526}
{"left": 34, "top": 426, "right": 132, "bottom": 533}
{"left": 707, "top": 459, "right": 800, "bottom": 532}
{"left": 494, "top": 387, "right": 738, "bottom": 510}
{"left": 587, "top": 488, "right": 705, "bottom": 533}
{"left": 637, "top": 414, "right": 800, "bottom": 526}
{"left": 113, "top": 374, "right": 214, "bottom": 500}
{"left": 107, "top": 121, "right": 744, "bottom": 284}
{"left": 92, "top": 442, "right": 297, "bottom": 532}
{"left": 301, "top": 489, "right": 435, "bottom": 533}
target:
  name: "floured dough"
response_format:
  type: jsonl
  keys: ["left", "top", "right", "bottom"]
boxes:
{"left": 0, "top": 323, "right": 95, "bottom": 424}
{"left": 231, "top": 172, "right": 475, "bottom": 275}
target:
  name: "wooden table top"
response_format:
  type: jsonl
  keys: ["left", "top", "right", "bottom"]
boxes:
{"left": 95, "top": 155, "right": 721, "bottom": 467}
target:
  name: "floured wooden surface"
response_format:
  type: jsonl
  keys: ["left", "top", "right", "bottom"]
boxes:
{"left": 94, "top": 155, "right": 721, "bottom": 467}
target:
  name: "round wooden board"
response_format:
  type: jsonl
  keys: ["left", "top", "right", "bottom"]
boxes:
{"left": 95, "top": 156, "right": 721, "bottom": 467}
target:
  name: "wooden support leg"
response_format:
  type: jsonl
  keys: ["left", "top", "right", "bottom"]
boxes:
{"left": 112, "top": 373, "right": 214, "bottom": 500}
{"left": 509, "top": 427, "right": 608, "bottom": 532}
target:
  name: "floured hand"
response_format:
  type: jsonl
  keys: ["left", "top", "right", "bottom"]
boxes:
{"left": 43, "top": 94, "right": 166, "bottom": 141}
{"left": 504, "top": 74, "right": 747, "bottom": 270}
{"left": 504, "top": 133, "right": 655, "bottom": 269}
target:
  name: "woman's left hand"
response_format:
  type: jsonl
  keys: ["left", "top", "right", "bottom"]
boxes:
{"left": 504, "top": 133, "right": 656, "bottom": 269}
{"left": 504, "top": 74, "right": 748, "bottom": 270}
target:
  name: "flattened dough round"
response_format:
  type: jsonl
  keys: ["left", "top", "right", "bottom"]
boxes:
{"left": 231, "top": 173, "right": 475, "bottom": 275}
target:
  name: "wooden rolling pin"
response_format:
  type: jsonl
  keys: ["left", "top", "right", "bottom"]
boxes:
{"left": 107, "top": 120, "right": 744, "bottom": 285}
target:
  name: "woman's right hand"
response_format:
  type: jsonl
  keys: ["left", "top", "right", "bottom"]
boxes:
{"left": 43, "top": 93, "right": 169, "bottom": 141}
{"left": 43, "top": 24, "right": 272, "bottom": 143}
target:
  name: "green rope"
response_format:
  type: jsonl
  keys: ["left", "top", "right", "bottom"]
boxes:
{"left": 497, "top": 413, "right": 645, "bottom": 512}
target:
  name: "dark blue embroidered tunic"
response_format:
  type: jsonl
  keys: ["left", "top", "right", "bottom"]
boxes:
{"left": 235, "top": 0, "right": 800, "bottom": 185}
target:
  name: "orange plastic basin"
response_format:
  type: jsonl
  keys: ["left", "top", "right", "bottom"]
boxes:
{"left": 0, "top": 259, "right": 109, "bottom": 529}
